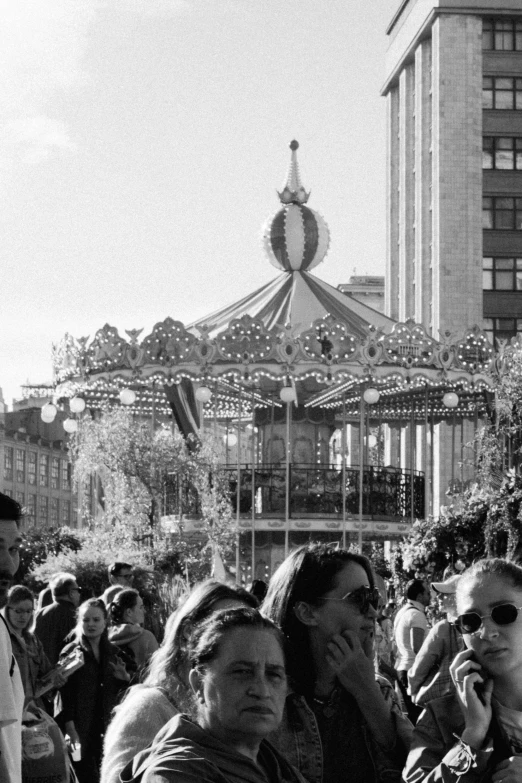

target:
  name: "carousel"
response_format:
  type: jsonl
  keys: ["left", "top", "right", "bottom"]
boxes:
{"left": 49, "top": 141, "right": 497, "bottom": 580}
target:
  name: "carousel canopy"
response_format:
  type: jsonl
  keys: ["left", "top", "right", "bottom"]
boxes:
{"left": 52, "top": 141, "right": 499, "bottom": 434}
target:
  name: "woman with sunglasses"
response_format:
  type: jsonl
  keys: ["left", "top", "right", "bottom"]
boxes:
{"left": 262, "top": 543, "right": 412, "bottom": 783}
{"left": 404, "top": 558, "right": 522, "bottom": 782}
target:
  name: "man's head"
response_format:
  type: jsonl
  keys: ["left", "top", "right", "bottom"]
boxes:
{"left": 108, "top": 562, "right": 134, "bottom": 587}
{"left": 51, "top": 572, "right": 80, "bottom": 607}
{"left": 406, "top": 578, "right": 430, "bottom": 607}
{"left": 0, "top": 493, "right": 22, "bottom": 608}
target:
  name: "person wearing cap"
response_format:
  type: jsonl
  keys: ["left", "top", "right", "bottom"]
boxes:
{"left": 408, "top": 574, "right": 465, "bottom": 708}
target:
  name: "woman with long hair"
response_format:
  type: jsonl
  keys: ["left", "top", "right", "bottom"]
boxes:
{"left": 121, "top": 607, "right": 307, "bottom": 783}
{"left": 2, "top": 585, "right": 66, "bottom": 709}
{"left": 262, "top": 543, "right": 412, "bottom": 783}
{"left": 108, "top": 588, "right": 158, "bottom": 672}
{"left": 56, "top": 597, "right": 133, "bottom": 783}
{"left": 101, "top": 579, "right": 258, "bottom": 783}
{"left": 405, "top": 558, "right": 522, "bottom": 782}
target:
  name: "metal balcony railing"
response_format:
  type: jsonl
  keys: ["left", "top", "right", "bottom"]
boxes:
{"left": 165, "top": 463, "right": 425, "bottom": 520}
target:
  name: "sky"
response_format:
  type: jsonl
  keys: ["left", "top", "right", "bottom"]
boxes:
{"left": 1, "top": 0, "right": 398, "bottom": 407}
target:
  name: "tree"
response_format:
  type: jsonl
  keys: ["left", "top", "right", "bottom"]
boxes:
{"left": 69, "top": 406, "right": 235, "bottom": 576}
{"left": 396, "top": 344, "right": 522, "bottom": 581}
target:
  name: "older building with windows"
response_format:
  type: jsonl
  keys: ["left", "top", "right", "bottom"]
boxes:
{"left": 0, "top": 386, "right": 94, "bottom": 529}
{"left": 383, "top": 0, "right": 522, "bottom": 345}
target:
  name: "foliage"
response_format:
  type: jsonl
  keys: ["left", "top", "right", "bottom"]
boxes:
{"left": 395, "top": 345, "right": 522, "bottom": 582}
{"left": 70, "top": 406, "right": 189, "bottom": 532}
{"left": 17, "top": 527, "right": 82, "bottom": 585}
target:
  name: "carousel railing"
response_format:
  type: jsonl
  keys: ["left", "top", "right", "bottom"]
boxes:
{"left": 165, "top": 463, "right": 425, "bottom": 520}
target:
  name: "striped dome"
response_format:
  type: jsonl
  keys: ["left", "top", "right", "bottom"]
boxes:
{"left": 263, "top": 203, "right": 330, "bottom": 272}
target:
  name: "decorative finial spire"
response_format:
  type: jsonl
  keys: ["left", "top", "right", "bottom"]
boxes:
{"left": 277, "top": 140, "right": 310, "bottom": 205}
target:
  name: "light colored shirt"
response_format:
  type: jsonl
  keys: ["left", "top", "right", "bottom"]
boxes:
{"left": 0, "top": 616, "right": 24, "bottom": 783}
{"left": 394, "top": 599, "right": 428, "bottom": 672}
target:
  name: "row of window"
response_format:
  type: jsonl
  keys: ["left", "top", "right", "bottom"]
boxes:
{"left": 484, "top": 318, "right": 522, "bottom": 343}
{"left": 483, "top": 19, "right": 522, "bottom": 52}
{"left": 483, "top": 137, "right": 522, "bottom": 170}
{"left": 2, "top": 489, "right": 75, "bottom": 526}
{"left": 483, "top": 257, "right": 522, "bottom": 290}
{"left": 3, "top": 448, "right": 72, "bottom": 490}
{"left": 483, "top": 77, "right": 522, "bottom": 110}
{"left": 483, "top": 197, "right": 522, "bottom": 230}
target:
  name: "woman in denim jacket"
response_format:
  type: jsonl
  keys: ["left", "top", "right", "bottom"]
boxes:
{"left": 262, "top": 544, "right": 412, "bottom": 783}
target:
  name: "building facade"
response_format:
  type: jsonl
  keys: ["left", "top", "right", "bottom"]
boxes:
{"left": 383, "top": 0, "right": 522, "bottom": 343}
{"left": 338, "top": 275, "right": 385, "bottom": 313}
{"left": 0, "top": 387, "right": 95, "bottom": 529}
{"left": 382, "top": 0, "right": 522, "bottom": 510}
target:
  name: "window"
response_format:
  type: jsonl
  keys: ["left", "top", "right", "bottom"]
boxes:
{"left": 483, "top": 197, "right": 522, "bottom": 229}
{"left": 483, "top": 77, "right": 522, "bottom": 110}
{"left": 61, "top": 460, "right": 71, "bottom": 491}
{"left": 483, "top": 137, "right": 522, "bottom": 169}
{"left": 26, "top": 494, "right": 36, "bottom": 526}
{"left": 39, "top": 495, "right": 48, "bottom": 525}
{"left": 62, "top": 500, "right": 71, "bottom": 526}
{"left": 51, "top": 457, "right": 60, "bottom": 489}
{"left": 39, "top": 454, "right": 49, "bottom": 487}
{"left": 484, "top": 317, "right": 522, "bottom": 342}
{"left": 50, "top": 498, "right": 59, "bottom": 527}
{"left": 15, "top": 492, "right": 24, "bottom": 508}
{"left": 483, "top": 19, "right": 522, "bottom": 51}
{"left": 483, "top": 257, "right": 522, "bottom": 289}
{"left": 15, "top": 449, "right": 25, "bottom": 483}
{"left": 3, "top": 489, "right": 12, "bottom": 498}
{"left": 28, "top": 453, "right": 37, "bottom": 485}
{"left": 3, "top": 447, "right": 13, "bottom": 482}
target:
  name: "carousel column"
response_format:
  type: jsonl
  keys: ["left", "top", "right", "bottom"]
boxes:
{"left": 342, "top": 395, "right": 347, "bottom": 549}
{"left": 235, "top": 387, "right": 242, "bottom": 585}
{"left": 251, "top": 390, "right": 256, "bottom": 580}
{"left": 285, "top": 398, "right": 291, "bottom": 558}
{"left": 358, "top": 393, "right": 365, "bottom": 552}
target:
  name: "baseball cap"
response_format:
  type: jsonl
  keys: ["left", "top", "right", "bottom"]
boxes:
{"left": 431, "top": 574, "right": 461, "bottom": 594}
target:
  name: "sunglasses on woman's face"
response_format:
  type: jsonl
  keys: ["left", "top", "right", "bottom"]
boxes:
{"left": 455, "top": 603, "right": 522, "bottom": 635}
{"left": 320, "top": 586, "right": 380, "bottom": 615}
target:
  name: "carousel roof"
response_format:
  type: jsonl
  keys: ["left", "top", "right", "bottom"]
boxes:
{"left": 51, "top": 141, "right": 499, "bottom": 427}
{"left": 189, "top": 270, "right": 394, "bottom": 339}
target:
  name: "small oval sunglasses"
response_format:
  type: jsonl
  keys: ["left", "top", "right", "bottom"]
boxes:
{"left": 455, "top": 603, "right": 522, "bottom": 635}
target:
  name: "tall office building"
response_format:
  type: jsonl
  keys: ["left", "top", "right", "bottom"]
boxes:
{"left": 383, "top": 0, "right": 522, "bottom": 343}
{"left": 382, "top": 0, "right": 522, "bottom": 510}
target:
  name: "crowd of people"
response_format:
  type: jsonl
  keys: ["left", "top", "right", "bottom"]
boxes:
{"left": 3, "top": 490, "right": 522, "bottom": 783}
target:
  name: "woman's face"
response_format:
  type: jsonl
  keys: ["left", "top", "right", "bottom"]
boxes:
{"left": 310, "top": 562, "right": 377, "bottom": 650}
{"left": 457, "top": 574, "right": 522, "bottom": 678}
{"left": 81, "top": 606, "right": 107, "bottom": 640}
{"left": 7, "top": 599, "right": 34, "bottom": 631}
{"left": 124, "top": 596, "right": 145, "bottom": 626}
{"left": 193, "top": 627, "right": 287, "bottom": 749}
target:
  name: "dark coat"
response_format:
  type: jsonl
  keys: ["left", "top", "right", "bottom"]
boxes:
{"left": 57, "top": 636, "right": 133, "bottom": 739}
{"left": 34, "top": 599, "right": 77, "bottom": 665}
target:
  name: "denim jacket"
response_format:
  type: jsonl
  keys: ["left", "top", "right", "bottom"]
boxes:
{"left": 269, "top": 675, "right": 412, "bottom": 783}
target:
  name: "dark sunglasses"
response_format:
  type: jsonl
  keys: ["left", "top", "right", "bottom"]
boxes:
{"left": 455, "top": 603, "right": 522, "bottom": 635}
{"left": 320, "top": 586, "right": 380, "bottom": 615}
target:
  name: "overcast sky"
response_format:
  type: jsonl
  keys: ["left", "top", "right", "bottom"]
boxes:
{"left": 1, "top": 0, "right": 397, "bottom": 406}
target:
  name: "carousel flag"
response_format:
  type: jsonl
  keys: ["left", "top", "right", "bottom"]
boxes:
{"left": 164, "top": 379, "right": 200, "bottom": 444}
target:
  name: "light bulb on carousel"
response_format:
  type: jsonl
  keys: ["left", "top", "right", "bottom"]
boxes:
{"left": 41, "top": 403, "right": 57, "bottom": 423}
{"left": 443, "top": 392, "right": 459, "bottom": 409}
{"left": 119, "top": 388, "right": 136, "bottom": 406}
{"left": 69, "top": 396, "right": 86, "bottom": 414}
{"left": 63, "top": 418, "right": 78, "bottom": 433}
{"left": 225, "top": 432, "right": 237, "bottom": 447}
{"left": 363, "top": 387, "right": 380, "bottom": 405}
{"left": 195, "top": 385, "right": 212, "bottom": 403}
